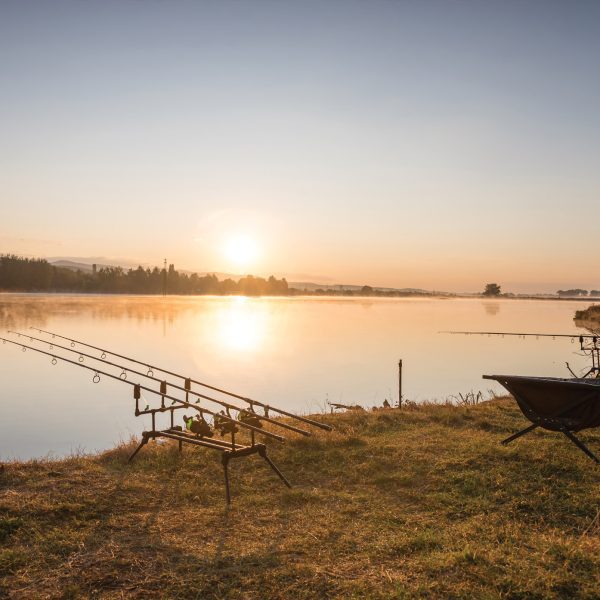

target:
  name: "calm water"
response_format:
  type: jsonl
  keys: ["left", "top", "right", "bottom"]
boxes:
{"left": 0, "top": 294, "right": 593, "bottom": 460}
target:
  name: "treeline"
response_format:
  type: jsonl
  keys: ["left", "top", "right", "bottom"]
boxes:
{"left": 309, "top": 285, "right": 433, "bottom": 297}
{"left": 0, "top": 255, "right": 289, "bottom": 296}
{"left": 0, "top": 254, "right": 439, "bottom": 298}
{"left": 557, "top": 289, "right": 600, "bottom": 297}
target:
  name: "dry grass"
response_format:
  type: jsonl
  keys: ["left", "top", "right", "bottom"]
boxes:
{"left": 574, "top": 304, "right": 600, "bottom": 328}
{"left": 1, "top": 398, "right": 598, "bottom": 599}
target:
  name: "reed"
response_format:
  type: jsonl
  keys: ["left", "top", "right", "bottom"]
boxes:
{"left": 575, "top": 304, "right": 600, "bottom": 324}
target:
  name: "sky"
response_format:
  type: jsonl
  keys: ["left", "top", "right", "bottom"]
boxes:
{"left": 1, "top": 0, "right": 600, "bottom": 293}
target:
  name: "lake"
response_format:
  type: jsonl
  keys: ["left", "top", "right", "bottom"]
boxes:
{"left": 0, "top": 294, "right": 593, "bottom": 460}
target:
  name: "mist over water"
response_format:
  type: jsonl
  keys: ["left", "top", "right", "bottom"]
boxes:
{"left": 0, "top": 294, "right": 592, "bottom": 460}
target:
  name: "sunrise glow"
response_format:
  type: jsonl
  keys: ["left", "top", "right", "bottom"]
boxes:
{"left": 224, "top": 235, "right": 260, "bottom": 270}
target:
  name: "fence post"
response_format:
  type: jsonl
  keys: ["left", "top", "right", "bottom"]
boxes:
{"left": 398, "top": 359, "right": 403, "bottom": 408}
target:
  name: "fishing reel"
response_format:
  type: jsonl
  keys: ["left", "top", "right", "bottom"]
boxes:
{"left": 183, "top": 414, "right": 214, "bottom": 438}
{"left": 237, "top": 408, "right": 263, "bottom": 428}
{"left": 213, "top": 411, "right": 239, "bottom": 436}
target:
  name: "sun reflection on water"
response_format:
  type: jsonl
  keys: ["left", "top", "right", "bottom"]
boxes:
{"left": 215, "top": 297, "right": 268, "bottom": 352}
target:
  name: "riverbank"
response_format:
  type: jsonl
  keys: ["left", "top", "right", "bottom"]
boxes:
{"left": 575, "top": 304, "right": 600, "bottom": 326}
{"left": 1, "top": 399, "right": 598, "bottom": 599}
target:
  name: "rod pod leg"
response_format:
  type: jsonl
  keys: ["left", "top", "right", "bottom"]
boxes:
{"left": 258, "top": 446, "right": 292, "bottom": 488}
{"left": 128, "top": 432, "right": 150, "bottom": 463}
{"left": 501, "top": 423, "right": 538, "bottom": 446}
{"left": 562, "top": 430, "right": 600, "bottom": 464}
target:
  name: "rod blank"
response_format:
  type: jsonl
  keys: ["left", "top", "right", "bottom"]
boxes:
{"left": 30, "top": 327, "right": 333, "bottom": 431}
{"left": 9, "top": 331, "right": 310, "bottom": 437}
{"left": 440, "top": 330, "right": 596, "bottom": 339}
{"left": 0, "top": 336, "right": 285, "bottom": 443}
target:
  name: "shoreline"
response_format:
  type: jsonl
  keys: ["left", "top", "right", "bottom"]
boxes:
{"left": 1, "top": 290, "right": 599, "bottom": 302}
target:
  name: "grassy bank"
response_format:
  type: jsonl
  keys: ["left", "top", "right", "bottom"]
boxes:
{"left": 1, "top": 399, "right": 598, "bottom": 599}
{"left": 574, "top": 304, "right": 600, "bottom": 326}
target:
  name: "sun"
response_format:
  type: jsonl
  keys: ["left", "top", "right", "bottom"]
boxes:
{"left": 224, "top": 235, "right": 260, "bottom": 270}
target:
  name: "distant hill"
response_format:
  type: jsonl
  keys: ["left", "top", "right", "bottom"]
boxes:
{"left": 48, "top": 257, "right": 139, "bottom": 272}
{"left": 48, "top": 258, "right": 241, "bottom": 280}
{"left": 51, "top": 260, "right": 108, "bottom": 272}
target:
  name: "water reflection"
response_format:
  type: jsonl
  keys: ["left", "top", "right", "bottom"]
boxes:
{"left": 574, "top": 318, "right": 600, "bottom": 335}
{"left": 0, "top": 294, "right": 202, "bottom": 330}
{"left": 0, "top": 294, "right": 593, "bottom": 459}
{"left": 214, "top": 297, "right": 267, "bottom": 352}
{"left": 0, "top": 298, "right": 49, "bottom": 330}
{"left": 483, "top": 302, "right": 500, "bottom": 316}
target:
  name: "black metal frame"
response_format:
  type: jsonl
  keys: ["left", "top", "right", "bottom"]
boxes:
{"left": 127, "top": 428, "right": 291, "bottom": 504}
{"left": 483, "top": 375, "right": 600, "bottom": 463}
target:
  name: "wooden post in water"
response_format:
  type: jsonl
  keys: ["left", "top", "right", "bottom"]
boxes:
{"left": 398, "top": 359, "right": 403, "bottom": 408}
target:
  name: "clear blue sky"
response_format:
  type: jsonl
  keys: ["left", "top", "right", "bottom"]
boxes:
{"left": 1, "top": 0, "right": 599, "bottom": 292}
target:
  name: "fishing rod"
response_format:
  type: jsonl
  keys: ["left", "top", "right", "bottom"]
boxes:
{"left": 441, "top": 330, "right": 600, "bottom": 378}
{"left": 30, "top": 327, "right": 333, "bottom": 431}
{"left": 0, "top": 336, "right": 285, "bottom": 443}
{"left": 8, "top": 331, "right": 311, "bottom": 437}
{"left": 440, "top": 331, "right": 597, "bottom": 339}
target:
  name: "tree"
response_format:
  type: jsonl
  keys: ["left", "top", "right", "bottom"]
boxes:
{"left": 483, "top": 283, "right": 501, "bottom": 296}
{"left": 557, "top": 289, "right": 588, "bottom": 297}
